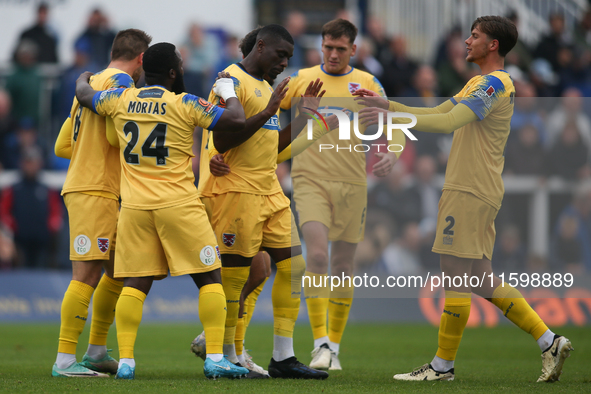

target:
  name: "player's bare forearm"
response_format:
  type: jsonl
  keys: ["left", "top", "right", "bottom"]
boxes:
{"left": 277, "top": 113, "right": 309, "bottom": 153}
{"left": 210, "top": 97, "right": 246, "bottom": 133}
{"left": 74, "top": 71, "right": 97, "bottom": 109}
{"left": 212, "top": 107, "right": 275, "bottom": 153}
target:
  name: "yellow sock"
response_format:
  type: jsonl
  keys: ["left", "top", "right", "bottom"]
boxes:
{"left": 272, "top": 255, "right": 306, "bottom": 337}
{"left": 244, "top": 277, "right": 268, "bottom": 331}
{"left": 235, "top": 316, "right": 245, "bottom": 356}
{"left": 436, "top": 291, "right": 471, "bottom": 361}
{"left": 303, "top": 271, "right": 329, "bottom": 340}
{"left": 491, "top": 282, "right": 548, "bottom": 340}
{"left": 89, "top": 274, "right": 123, "bottom": 346}
{"left": 199, "top": 283, "right": 226, "bottom": 355}
{"left": 116, "top": 287, "right": 146, "bottom": 359}
{"left": 221, "top": 266, "right": 250, "bottom": 345}
{"left": 328, "top": 283, "right": 354, "bottom": 344}
{"left": 58, "top": 281, "right": 94, "bottom": 354}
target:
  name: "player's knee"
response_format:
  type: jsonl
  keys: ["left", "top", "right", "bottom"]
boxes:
{"left": 307, "top": 249, "right": 329, "bottom": 269}
{"left": 290, "top": 254, "right": 306, "bottom": 278}
{"left": 72, "top": 260, "right": 104, "bottom": 287}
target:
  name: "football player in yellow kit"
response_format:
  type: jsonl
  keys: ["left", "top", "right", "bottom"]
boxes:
{"left": 52, "top": 29, "right": 151, "bottom": 378}
{"left": 74, "top": 42, "right": 249, "bottom": 380}
{"left": 355, "top": 15, "right": 573, "bottom": 383}
{"left": 279, "top": 19, "right": 405, "bottom": 371}
{"left": 198, "top": 24, "right": 330, "bottom": 379}
{"left": 192, "top": 27, "right": 339, "bottom": 376}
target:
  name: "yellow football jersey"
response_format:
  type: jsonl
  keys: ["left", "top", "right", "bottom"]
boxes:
{"left": 280, "top": 65, "right": 387, "bottom": 185}
{"left": 199, "top": 63, "right": 282, "bottom": 197}
{"left": 60, "top": 68, "right": 134, "bottom": 198}
{"left": 444, "top": 70, "right": 515, "bottom": 209}
{"left": 92, "top": 85, "right": 224, "bottom": 210}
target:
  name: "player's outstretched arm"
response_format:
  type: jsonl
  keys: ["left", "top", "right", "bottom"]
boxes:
{"left": 212, "top": 76, "right": 290, "bottom": 153}
{"left": 359, "top": 102, "right": 478, "bottom": 134}
{"left": 75, "top": 71, "right": 98, "bottom": 110}
{"left": 353, "top": 88, "right": 455, "bottom": 115}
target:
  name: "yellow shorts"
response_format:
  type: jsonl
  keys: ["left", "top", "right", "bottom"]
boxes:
{"left": 203, "top": 192, "right": 300, "bottom": 258}
{"left": 292, "top": 176, "right": 367, "bottom": 243}
{"left": 64, "top": 193, "right": 119, "bottom": 261}
{"left": 114, "top": 198, "right": 221, "bottom": 279}
{"left": 432, "top": 190, "right": 498, "bottom": 260}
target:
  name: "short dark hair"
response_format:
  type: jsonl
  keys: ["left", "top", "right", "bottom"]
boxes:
{"left": 239, "top": 27, "right": 262, "bottom": 57}
{"left": 471, "top": 16, "right": 518, "bottom": 57}
{"left": 322, "top": 19, "right": 358, "bottom": 44}
{"left": 142, "top": 42, "right": 179, "bottom": 81}
{"left": 256, "top": 24, "right": 294, "bottom": 46}
{"left": 111, "top": 29, "right": 152, "bottom": 61}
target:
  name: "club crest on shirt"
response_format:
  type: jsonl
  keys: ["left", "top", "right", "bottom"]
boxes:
{"left": 255, "top": 88, "right": 262, "bottom": 97}
{"left": 97, "top": 238, "right": 110, "bottom": 253}
{"left": 348, "top": 82, "right": 361, "bottom": 94}
{"left": 215, "top": 245, "right": 221, "bottom": 260}
{"left": 222, "top": 233, "right": 236, "bottom": 247}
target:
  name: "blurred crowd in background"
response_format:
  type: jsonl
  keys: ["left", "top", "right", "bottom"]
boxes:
{"left": 1, "top": 2, "right": 591, "bottom": 278}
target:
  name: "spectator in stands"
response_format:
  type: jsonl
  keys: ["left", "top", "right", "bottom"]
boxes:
{"left": 505, "top": 10, "right": 533, "bottom": 73}
{"left": 401, "top": 66, "right": 449, "bottom": 173}
{"left": 58, "top": 38, "right": 98, "bottom": 121}
{"left": 405, "top": 155, "right": 441, "bottom": 270}
{"left": 546, "top": 88, "right": 591, "bottom": 149}
{"left": 284, "top": 11, "right": 308, "bottom": 69}
{"left": 2, "top": 118, "right": 48, "bottom": 170}
{"left": 511, "top": 81, "right": 548, "bottom": 145}
{"left": 546, "top": 120, "right": 590, "bottom": 180}
{"left": 401, "top": 65, "right": 439, "bottom": 100}
{"left": 534, "top": 13, "right": 572, "bottom": 72}
{"left": 180, "top": 23, "right": 220, "bottom": 96}
{"left": 493, "top": 224, "right": 527, "bottom": 273}
{"left": 433, "top": 25, "right": 462, "bottom": 71}
{"left": 353, "top": 38, "right": 383, "bottom": 79}
{"left": 12, "top": 2, "right": 58, "bottom": 64}
{"left": 5, "top": 40, "right": 43, "bottom": 125}
{"left": 369, "top": 161, "right": 420, "bottom": 228}
{"left": 505, "top": 124, "right": 545, "bottom": 176}
{"left": 529, "top": 58, "right": 559, "bottom": 97}
{"left": 554, "top": 182, "right": 591, "bottom": 272}
{"left": 380, "top": 222, "right": 423, "bottom": 275}
{"left": 354, "top": 210, "right": 395, "bottom": 275}
{"left": 553, "top": 214, "right": 584, "bottom": 274}
{"left": 216, "top": 35, "right": 242, "bottom": 71}
{"left": 574, "top": 10, "right": 591, "bottom": 51}
{"left": 380, "top": 36, "right": 417, "bottom": 96}
{"left": 365, "top": 16, "right": 391, "bottom": 65}
{"left": 0, "top": 146, "right": 62, "bottom": 268}
{"left": 75, "top": 8, "right": 116, "bottom": 69}
{"left": 0, "top": 89, "right": 17, "bottom": 171}
{"left": 436, "top": 37, "right": 475, "bottom": 97}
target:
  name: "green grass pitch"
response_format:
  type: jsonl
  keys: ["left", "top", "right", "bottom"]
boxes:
{"left": 1, "top": 323, "right": 589, "bottom": 393}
